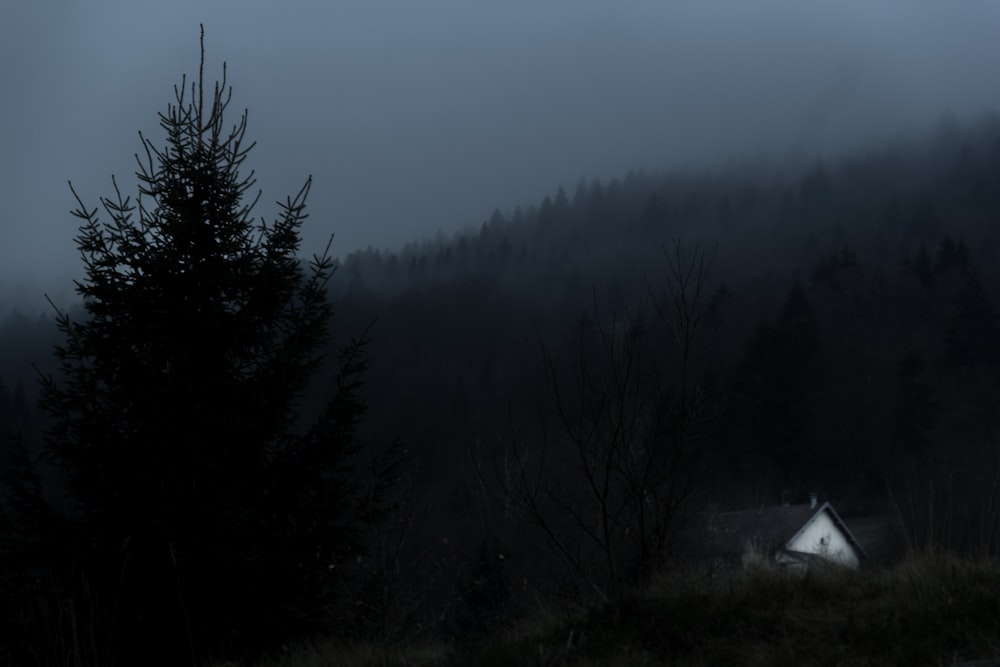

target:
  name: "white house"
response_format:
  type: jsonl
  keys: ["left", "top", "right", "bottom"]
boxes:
{"left": 693, "top": 495, "right": 867, "bottom": 570}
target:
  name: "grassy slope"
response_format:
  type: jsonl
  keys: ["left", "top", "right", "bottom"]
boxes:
{"left": 234, "top": 553, "right": 1000, "bottom": 667}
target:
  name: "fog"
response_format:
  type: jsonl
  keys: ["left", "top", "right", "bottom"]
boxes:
{"left": 2, "top": 0, "right": 999, "bottom": 308}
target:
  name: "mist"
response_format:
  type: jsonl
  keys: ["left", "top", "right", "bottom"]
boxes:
{"left": 2, "top": 0, "right": 999, "bottom": 309}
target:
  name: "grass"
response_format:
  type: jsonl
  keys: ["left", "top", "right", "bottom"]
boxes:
{"left": 219, "top": 552, "right": 1000, "bottom": 666}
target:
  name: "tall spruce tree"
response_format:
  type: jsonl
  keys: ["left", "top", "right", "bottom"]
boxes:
{"left": 38, "top": 29, "right": 386, "bottom": 663}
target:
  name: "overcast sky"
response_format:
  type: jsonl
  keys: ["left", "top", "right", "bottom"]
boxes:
{"left": 2, "top": 1, "right": 999, "bottom": 308}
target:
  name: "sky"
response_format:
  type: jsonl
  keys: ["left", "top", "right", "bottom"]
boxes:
{"left": 2, "top": 0, "right": 1000, "bottom": 308}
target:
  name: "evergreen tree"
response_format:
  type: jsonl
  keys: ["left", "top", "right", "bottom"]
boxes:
{"left": 946, "top": 272, "right": 998, "bottom": 370}
{"left": 913, "top": 243, "right": 934, "bottom": 288}
{"left": 894, "top": 350, "right": 935, "bottom": 453}
{"left": 727, "top": 281, "right": 818, "bottom": 478}
{"left": 0, "top": 376, "right": 10, "bottom": 418}
{"left": 37, "top": 29, "right": 389, "bottom": 662}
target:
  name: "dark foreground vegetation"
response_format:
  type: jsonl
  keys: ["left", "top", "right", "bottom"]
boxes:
{"left": 229, "top": 552, "right": 1000, "bottom": 667}
{"left": 4, "top": 31, "right": 1000, "bottom": 666}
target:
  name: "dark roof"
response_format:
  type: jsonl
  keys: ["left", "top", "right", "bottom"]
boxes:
{"left": 689, "top": 502, "right": 868, "bottom": 560}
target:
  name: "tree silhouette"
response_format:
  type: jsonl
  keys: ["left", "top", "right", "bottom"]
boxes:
{"left": 36, "top": 28, "right": 388, "bottom": 663}
{"left": 493, "top": 243, "right": 721, "bottom": 599}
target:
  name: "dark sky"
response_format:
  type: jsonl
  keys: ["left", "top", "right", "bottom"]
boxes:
{"left": 2, "top": 1, "right": 999, "bottom": 307}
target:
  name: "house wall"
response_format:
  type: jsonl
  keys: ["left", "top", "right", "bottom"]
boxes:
{"left": 786, "top": 510, "right": 860, "bottom": 568}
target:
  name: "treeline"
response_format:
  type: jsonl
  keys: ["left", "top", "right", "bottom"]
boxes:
{"left": 335, "top": 110, "right": 1000, "bottom": 304}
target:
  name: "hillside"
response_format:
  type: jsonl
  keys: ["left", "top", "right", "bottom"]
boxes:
{"left": 4, "top": 111, "right": 1000, "bottom": 663}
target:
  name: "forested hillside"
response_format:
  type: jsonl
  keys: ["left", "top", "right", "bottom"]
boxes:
{"left": 324, "top": 111, "right": 1000, "bottom": 523}
{"left": 3, "top": 109, "right": 1000, "bottom": 661}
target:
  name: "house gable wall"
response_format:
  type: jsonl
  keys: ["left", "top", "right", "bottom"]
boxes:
{"left": 786, "top": 510, "right": 860, "bottom": 567}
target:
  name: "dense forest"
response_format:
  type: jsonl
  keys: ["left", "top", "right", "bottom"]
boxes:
{"left": 2, "top": 41, "right": 1000, "bottom": 663}
{"left": 328, "top": 109, "right": 1000, "bottom": 541}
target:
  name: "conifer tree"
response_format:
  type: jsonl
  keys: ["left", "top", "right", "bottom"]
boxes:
{"left": 38, "top": 28, "right": 386, "bottom": 661}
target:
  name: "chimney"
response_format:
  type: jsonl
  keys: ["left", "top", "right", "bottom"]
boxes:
{"left": 809, "top": 492, "right": 818, "bottom": 509}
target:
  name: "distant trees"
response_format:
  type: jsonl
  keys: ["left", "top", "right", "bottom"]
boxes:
{"left": 0, "top": 376, "right": 29, "bottom": 438}
{"left": 894, "top": 351, "right": 935, "bottom": 454}
{"left": 724, "top": 280, "right": 819, "bottom": 481}
{"left": 19, "top": 30, "right": 394, "bottom": 664}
